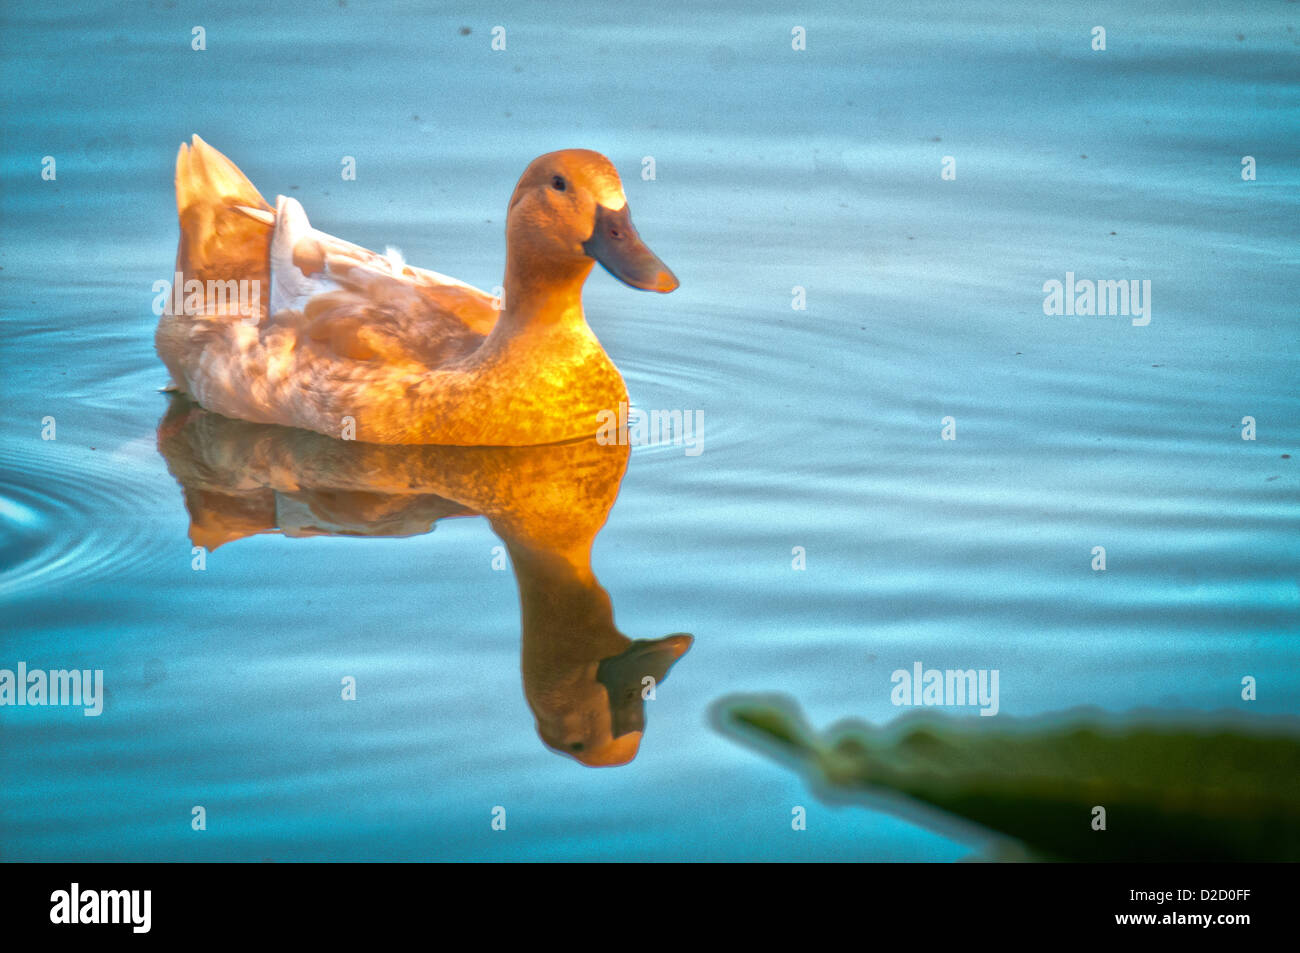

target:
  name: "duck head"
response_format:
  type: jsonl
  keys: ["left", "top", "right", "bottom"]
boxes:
{"left": 506, "top": 149, "right": 678, "bottom": 294}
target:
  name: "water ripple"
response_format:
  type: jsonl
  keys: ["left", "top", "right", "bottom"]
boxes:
{"left": 0, "top": 440, "right": 167, "bottom": 597}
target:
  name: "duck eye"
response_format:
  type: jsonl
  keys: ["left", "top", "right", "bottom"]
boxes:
{"left": 551, "top": 175, "right": 567, "bottom": 192}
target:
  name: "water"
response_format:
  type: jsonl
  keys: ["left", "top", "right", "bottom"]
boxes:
{"left": 1, "top": 0, "right": 1297, "bottom": 861}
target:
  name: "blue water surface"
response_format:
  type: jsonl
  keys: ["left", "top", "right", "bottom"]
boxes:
{"left": 1, "top": 0, "right": 1297, "bottom": 861}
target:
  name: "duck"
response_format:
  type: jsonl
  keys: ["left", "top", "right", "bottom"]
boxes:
{"left": 155, "top": 136, "right": 678, "bottom": 446}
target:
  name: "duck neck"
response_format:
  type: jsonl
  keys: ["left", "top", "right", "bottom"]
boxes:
{"left": 500, "top": 252, "right": 594, "bottom": 330}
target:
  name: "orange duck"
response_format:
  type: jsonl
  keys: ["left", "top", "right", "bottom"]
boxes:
{"left": 156, "top": 137, "right": 678, "bottom": 445}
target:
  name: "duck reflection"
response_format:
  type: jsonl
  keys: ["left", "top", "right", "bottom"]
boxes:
{"left": 156, "top": 395, "right": 692, "bottom": 766}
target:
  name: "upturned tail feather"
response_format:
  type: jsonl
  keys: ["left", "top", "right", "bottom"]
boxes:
{"left": 172, "top": 134, "right": 274, "bottom": 314}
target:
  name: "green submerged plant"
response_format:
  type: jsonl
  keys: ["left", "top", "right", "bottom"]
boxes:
{"left": 711, "top": 696, "right": 1300, "bottom": 862}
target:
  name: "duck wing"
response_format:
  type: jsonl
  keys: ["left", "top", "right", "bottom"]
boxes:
{"left": 268, "top": 195, "right": 498, "bottom": 368}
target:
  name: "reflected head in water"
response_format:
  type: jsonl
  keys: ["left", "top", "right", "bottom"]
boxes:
{"left": 157, "top": 395, "right": 692, "bottom": 766}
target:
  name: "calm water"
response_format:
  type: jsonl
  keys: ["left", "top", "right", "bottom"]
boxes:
{"left": 1, "top": 1, "right": 1297, "bottom": 861}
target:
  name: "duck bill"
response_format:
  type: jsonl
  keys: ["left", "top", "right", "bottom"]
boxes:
{"left": 583, "top": 203, "right": 679, "bottom": 293}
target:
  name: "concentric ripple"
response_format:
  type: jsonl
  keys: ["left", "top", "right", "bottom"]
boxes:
{"left": 0, "top": 440, "right": 170, "bottom": 598}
